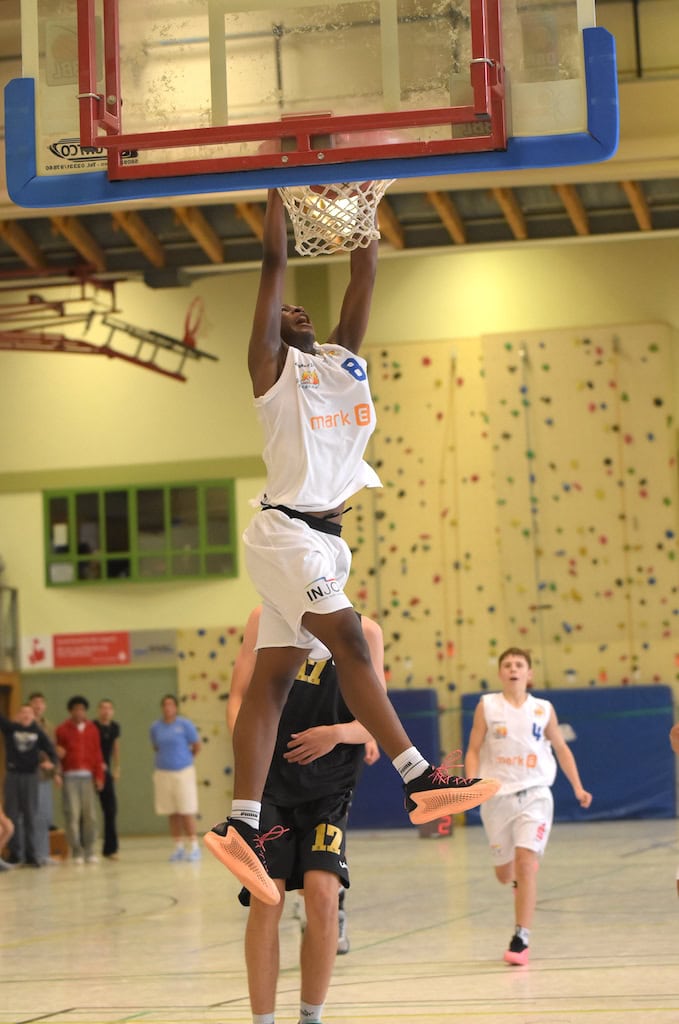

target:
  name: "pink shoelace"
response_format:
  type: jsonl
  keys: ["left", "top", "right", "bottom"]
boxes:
{"left": 254, "top": 824, "right": 290, "bottom": 854}
{"left": 428, "top": 750, "right": 475, "bottom": 785}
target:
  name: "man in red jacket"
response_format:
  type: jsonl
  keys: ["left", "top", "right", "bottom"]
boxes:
{"left": 56, "top": 696, "right": 105, "bottom": 864}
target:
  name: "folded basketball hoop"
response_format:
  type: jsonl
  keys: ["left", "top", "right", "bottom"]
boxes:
{"left": 278, "top": 178, "right": 395, "bottom": 258}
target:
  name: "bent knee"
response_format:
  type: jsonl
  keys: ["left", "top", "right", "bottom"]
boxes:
{"left": 495, "top": 864, "right": 515, "bottom": 885}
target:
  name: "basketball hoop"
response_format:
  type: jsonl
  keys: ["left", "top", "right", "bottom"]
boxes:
{"left": 278, "top": 178, "right": 395, "bottom": 258}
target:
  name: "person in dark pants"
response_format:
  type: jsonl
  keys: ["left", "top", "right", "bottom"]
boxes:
{"left": 0, "top": 704, "right": 58, "bottom": 867}
{"left": 94, "top": 699, "right": 121, "bottom": 859}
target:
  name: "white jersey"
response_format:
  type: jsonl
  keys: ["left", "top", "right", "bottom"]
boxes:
{"left": 254, "top": 341, "right": 382, "bottom": 512}
{"left": 478, "top": 692, "right": 557, "bottom": 796}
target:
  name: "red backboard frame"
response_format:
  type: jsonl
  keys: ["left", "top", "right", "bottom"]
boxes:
{"left": 76, "top": 0, "right": 506, "bottom": 183}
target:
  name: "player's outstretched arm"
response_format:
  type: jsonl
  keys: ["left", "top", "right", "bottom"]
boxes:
{"left": 464, "top": 701, "right": 488, "bottom": 778}
{"left": 327, "top": 237, "right": 378, "bottom": 354}
{"left": 248, "top": 189, "right": 289, "bottom": 397}
{"left": 670, "top": 723, "right": 679, "bottom": 755}
{"left": 546, "top": 712, "right": 592, "bottom": 808}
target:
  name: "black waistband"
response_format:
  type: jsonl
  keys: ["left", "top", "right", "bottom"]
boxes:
{"left": 261, "top": 503, "right": 342, "bottom": 537}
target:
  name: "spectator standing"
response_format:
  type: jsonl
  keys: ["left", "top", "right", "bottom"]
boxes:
{"left": 56, "top": 696, "right": 105, "bottom": 864}
{"left": 150, "top": 695, "right": 202, "bottom": 862}
{"left": 94, "top": 699, "right": 121, "bottom": 860}
{"left": 0, "top": 800, "right": 15, "bottom": 869}
{"left": 1, "top": 704, "right": 58, "bottom": 867}
{"left": 28, "top": 691, "right": 60, "bottom": 865}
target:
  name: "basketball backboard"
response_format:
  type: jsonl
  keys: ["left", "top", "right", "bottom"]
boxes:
{"left": 5, "top": 0, "right": 618, "bottom": 208}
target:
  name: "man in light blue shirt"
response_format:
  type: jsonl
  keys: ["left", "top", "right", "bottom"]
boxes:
{"left": 150, "top": 695, "right": 201, "bottom": 861}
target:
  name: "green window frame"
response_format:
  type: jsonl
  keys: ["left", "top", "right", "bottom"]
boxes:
{"left": 44, "top": 480, "right": 237, "bottom": 586}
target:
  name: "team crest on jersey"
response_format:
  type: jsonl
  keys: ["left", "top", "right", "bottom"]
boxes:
{"left": 492, "top": 722, "right": 508, "bottom": 739}
{"left": 296, "top": 361, "right": 320, "bottom": 388}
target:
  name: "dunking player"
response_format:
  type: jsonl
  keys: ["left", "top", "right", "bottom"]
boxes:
{"left": 227, "top": 605, "right": 383, "bottom": 1024}
{"left": 205, "top": 188, "right": 500, "bottom": 904}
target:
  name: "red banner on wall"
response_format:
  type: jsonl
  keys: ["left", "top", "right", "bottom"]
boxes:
{"left": 53, "top": 631, "right": 131, "bottom": 668}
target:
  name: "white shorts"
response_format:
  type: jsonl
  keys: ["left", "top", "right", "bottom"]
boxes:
{"left": 243, "top": 508, "right": 352, "bottom": 654}
{"left": 480, "top": 786, "right": 554, "bottom": 864}
{"left": 153, "top": 765, "right": 198, "bottom": 816}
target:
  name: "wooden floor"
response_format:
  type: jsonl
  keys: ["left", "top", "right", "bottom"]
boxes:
{"left": 1, "top": 819, "right": 678, "bottom": 1024}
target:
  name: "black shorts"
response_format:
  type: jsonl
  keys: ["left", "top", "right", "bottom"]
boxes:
{"left": 238, "top": 790, "right": 352, "bottom": 907}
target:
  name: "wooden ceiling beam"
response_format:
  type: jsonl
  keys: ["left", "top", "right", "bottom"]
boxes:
{"left": 50, "top": 215, "right": 106, "bottom": 272}
{"left": 490, "top": 187, "right": 527, "bottom": 240}
{"left": 174, "top": 206, "right": 223, "bottom": 264}
{"left": 377, "top": 197, "right": 405, "bottom": 250}
{"left": 0, "top": 220, "right": 47, "bottom": 270}
{"left": 554, "top": 183, "right": 590, "bottom": 236}
{"left": 426, "top": 190, "right": 467, "bottom": 245}
{"left": 620, "top": 180, "right": 653, "bottom": 231}
{"left": 112, "top": 210, "right": 165, "bottom": 268}
{"left": 234, "top": 202, "right": 265, "bottom": 241}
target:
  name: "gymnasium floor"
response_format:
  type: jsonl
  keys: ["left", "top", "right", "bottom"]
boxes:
{"left": 1, "top": 819, "right": 678, "bottom": 1024}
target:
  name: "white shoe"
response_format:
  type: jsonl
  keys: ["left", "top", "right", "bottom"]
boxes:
{"left": 85, "top": 855, "right": 99, "bottom": 864}
{"left": 73, "top": 856, "right": 84, "bottom": 865}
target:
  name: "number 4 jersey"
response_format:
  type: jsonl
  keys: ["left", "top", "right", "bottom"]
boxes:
{"left": 478, "top": 692, "right": 558, "bottom": 796}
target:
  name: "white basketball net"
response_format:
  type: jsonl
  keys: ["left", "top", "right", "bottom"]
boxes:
{"left": 278, "top": 179, "right": 395, "bottom": 257}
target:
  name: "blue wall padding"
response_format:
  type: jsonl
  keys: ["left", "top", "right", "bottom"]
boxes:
{"left": 350, "top": 688, "right": 441, "bottom": 829}
{"left": 461, "top": 685, "right": 676, "bottom": 824}
{"left": 349, "top": 685, "right": 675, "bottom": 829}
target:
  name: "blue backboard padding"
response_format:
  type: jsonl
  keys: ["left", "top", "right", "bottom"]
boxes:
{"left": 5, "top": 28, "right": 618, "bottom": 209}
{"left": 349, "top": 688, "right": 441, "bottom": 830}
{"left": 461, "top": 685, "right": 676, "bottom": 825}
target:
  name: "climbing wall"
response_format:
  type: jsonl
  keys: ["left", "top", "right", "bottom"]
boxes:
{"left": 175, "top": 322, "right": 677, "bottom": 810}
{"left": 344, "top": 323, "right": 678, "bottom": 752}
{"left": 175, "top": 626, "right": 241, "bottom": 828}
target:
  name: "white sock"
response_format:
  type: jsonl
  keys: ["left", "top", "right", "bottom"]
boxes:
{"left": 392, "top": 747, "right": 429, "bottom": 784}
{"left": 299, "top": 1000, "right": 324, "bottom": 1022}
{"left": 231, "top": 800, "right": 261, "bottom": 830}
{"left": 174, "top": 839, "right": 184, "bottom": 850}
{"left": 189, "top": 837, "right": 199, "bottom": 850}
{"left": 516, "top": 926, "right": 530, "bottom": 945}
{"left": 253, "top": 1014, "right": 275, "bottom": 1024}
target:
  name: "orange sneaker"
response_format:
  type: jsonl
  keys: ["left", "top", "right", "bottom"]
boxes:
{"left": 203, "top": 818, "right": 286, "bottom": 906}
{"left": 404, "top": 752, "right": 500, "bottom": 824}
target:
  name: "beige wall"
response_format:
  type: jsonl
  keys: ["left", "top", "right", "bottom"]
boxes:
{"left": 1, "top": 235, "right": 677, "bottom": 781}
{"left": 2, "top": 226, "right": 678, "bottom": 830}
{"left": 1, "top": 237, "right": 678, "bottom": 641}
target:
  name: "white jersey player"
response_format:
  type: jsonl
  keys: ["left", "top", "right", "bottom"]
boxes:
{"left": 204, "top": 188, "right": 500, "bottom": 910}
{"left": 466, "top": 647, "right": 592, "bottom": 966}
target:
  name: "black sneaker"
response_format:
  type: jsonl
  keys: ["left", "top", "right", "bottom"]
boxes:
{"left": 404, "top": 752, "right": 500, "bottom": 824}
{"left": 504, "top": 933, "right": 529, "bottom": 966}
{"left": 203, "top": 818, "right": 286, "bottom": 906}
